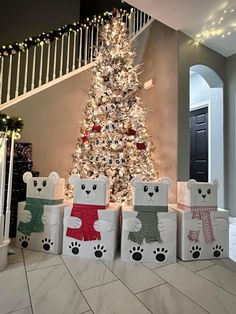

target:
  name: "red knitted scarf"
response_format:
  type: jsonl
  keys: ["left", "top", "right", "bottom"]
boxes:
{"left": 66, "top": 203, "right": 107, "bottom": 241}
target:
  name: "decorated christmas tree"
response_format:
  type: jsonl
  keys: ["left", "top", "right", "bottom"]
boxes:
{"left": 69, "top": 10, "right": 158, "bottom": 203}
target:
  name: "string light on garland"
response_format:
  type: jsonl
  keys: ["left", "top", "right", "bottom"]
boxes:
{"left": 195, "top": 4, "right": 236, "bottom": 45}
{"left": 0, "top": 8, "right": 131, "bottom": 58}
{"left": 0, "top": 114, "right": 24, "bottom": 139}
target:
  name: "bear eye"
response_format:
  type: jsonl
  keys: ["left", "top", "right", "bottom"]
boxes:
{"left": 81, "top": 184, "right": 85, "bottom": 190}
{"left": 144, "top": 186, "right": 148, "bottom": 192}
{"left": 198, "top": 188, "right": 202, "bottom": 194}
{"left": 93, "top": 184, "right": 97, "bottom": 190}
{"left": 207, "top": 189, "right": 211, "bottom": 194}
{"left": 154, "top": 186, "right": 159, "bottom": 193}
{"left": 33, "top": 180, "right": 37, "bottom": 187}
{"left": 42, "top": 180, "right": 47, "bottom": 187}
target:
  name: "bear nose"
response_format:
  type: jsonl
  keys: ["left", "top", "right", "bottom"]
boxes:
{"left": 148, "top": 192, "right": 153, "bottom": 197}
{"left": 37, "top": 188, "right": 42, "bottom": 192}
{"left": 202, "top": 194, "right": 206, "bottom": 199}
{"left": 86, "top": 190, "right": 91, "bottom": 195}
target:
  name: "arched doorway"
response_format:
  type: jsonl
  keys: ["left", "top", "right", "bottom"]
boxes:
{"left": 189, "top": 65, "right": 224, "bottom": 207}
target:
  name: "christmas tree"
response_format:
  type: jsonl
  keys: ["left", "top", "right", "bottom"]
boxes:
{"left": 69, "top": 10, "right": 158, "bottom": 203}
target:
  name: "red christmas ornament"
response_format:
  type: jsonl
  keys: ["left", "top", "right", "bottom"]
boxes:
{"left": 136, "top": 143, "right": 146, "bottom": 150}
{"left": 92, "top": 125, "right": 102, "bottom": 132}
{"left": 127, "top": 128, "right": 136, "bottom": 136}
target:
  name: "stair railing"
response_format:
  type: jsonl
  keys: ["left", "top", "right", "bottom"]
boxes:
{"left": 0, "top": 8, "right": 152, "bottom": 107}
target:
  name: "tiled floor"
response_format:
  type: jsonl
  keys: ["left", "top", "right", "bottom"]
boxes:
{"left": 1, "top": 246, "right": 236, "bottom": 314}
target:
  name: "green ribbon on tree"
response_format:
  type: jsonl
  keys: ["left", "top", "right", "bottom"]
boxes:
{"left": 128, "top": 205, "right": 168, "bottom": 245}
{"left": 18, "top": 198, "right": 63, "bottom": 236}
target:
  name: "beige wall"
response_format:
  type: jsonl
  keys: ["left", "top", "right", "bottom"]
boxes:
{"left": 135, "top": 20, "right": 178, "bottom": 202}
{"left": 3, "top": 70, "right": 91, "bottom": 180}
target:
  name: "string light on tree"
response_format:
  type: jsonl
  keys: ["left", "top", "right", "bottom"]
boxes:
{"left": 67, "top": 9, "right": 158, "bottom": 204}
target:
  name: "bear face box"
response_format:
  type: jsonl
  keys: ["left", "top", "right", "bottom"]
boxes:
{"left": 177, "top": 179, "right": 219, "bottom": 208}
{"left": 69, "top": 174, "right": 110, "bottom": 206}
{"left": 131, "top": 177, "right": 172, "bottom": 207}
{"left": 23, "top": 172, "right": 65, "bottom": 200}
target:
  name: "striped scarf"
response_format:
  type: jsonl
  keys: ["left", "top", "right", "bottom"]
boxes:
{"left": 178, "top": 204, "right": 216, "bottom": 243}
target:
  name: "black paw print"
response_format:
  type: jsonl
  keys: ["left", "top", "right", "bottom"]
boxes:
{"left": 69, "top": 242, "right": 81, "bottom": 255}
{"left": 190, "top": 245, "right": 201, "bottom": 259}
{"left": 213, "top": 244, "right": 224, "bottom": 258}
{"left": 19, "top": 235, "right": 30, "bottom": 248}
{"left": 94, "top": 244, "right": 106, "bottom": 258}
{"left": 153, "top": 248, "right": 168, "bottom": 262}
{"left": 129, "top": 246, "right": 144, "bottom": 261}
{"left": 42, "top": 238, "right": 54, "bottom": 251}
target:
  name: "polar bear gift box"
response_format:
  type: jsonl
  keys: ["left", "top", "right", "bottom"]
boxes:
{"left": 16, "top": 171, "right": 67, "bottom": 254}
{"left": 121, "top": 177, "right": 177, "bottom": 264}
{"left": 62, "top": 174, "right": 120, "bottom": 260}
{"left": 170, "top": 179, "right": 229, "bottom": 261}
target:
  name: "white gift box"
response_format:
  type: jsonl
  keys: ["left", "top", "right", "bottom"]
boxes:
{"left": 24, "top": 171, "right": 65, "bottom": 200}
{"left": 16, "top": 201, "right": 68, "bottom": 254}
{"left": 121, "top": 206, "right": 177, "bottom": 263}
{"left": 170, "top": 204, "right": 229, "bottom": 261}
{"left": 62, "top": 203, "right": 120, "bottom": 260}
{"left": 177, "top": 180, "right": 218, "bottom": 208}
{"left": 70, "top": 174, "right": 110, "bottom": 206}
{"left": 132, "top": 177, "right": 171, "bottom": 208}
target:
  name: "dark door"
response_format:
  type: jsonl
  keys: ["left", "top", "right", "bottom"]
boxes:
{"left": 190, "top": 107, "right": 208, "bottom": 182}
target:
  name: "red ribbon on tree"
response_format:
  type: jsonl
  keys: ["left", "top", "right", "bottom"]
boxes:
{"left": 82, "top": 130, "right": 89, "bottom": 143}
{"left": 136, "top": 142, "right": 146, "bottom": 150}
{"left": 127, "top": 128, "right": 136, "bottom": 136}
{"left": 92, "top": 125, "right": 102, "bottom": 132}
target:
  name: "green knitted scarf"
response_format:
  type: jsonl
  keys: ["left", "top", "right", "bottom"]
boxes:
{"left": 128, "top": 205, "right": 168, "bottom": 245}
{"left": 18, "top": 198, "right": 63, "bottom": 236}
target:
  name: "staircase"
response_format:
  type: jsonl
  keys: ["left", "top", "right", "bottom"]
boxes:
{"left": 0, "top": 8, "right": 153, "bottom": 111}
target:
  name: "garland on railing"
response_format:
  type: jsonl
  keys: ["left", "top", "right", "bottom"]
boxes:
{"left": 0, "top": 114, "right": 24, "bottom": 137}
{"left": 0, "top": 9, "right": 131, "bottom": 58}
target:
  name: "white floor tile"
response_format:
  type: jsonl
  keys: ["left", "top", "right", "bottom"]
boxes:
{"left": 178, "top": 259, "right": 215, "bottom": 272}
{"left": 8, "top": 247, "right": 24, "bottom": 264}
{"left": 104, "top": 258, "right": 165, "bottom": 293}
{"left": 214, "top": 258, "right": 236, "bottom": 273}
{"left": 83, "top": 280, "right": 151, "bottom": 314}
{"left": 154, "top": 263, "right": 236, "bottom": 314}
{"left": 197, "top": 264, "right": 236, "bottom": 295}
{"left": 137, "top": 283, "right": 208, "bottom": 314}
{"left": 0, "top": 263, "right": 30, "bottom": 314}
{"left": 142, "top": 260, "right": 174, "bottom": 270}
{"left": 23, "top": 250, "right": 63, "bottom": 271}
{"left": 62, "top": 255, "right": 117, "bottom": 290}
{"left": 27, "top": 264, "right": 89, "bottom": 314}
{"left": 9, "top": 307, "right": 32, "bottom": 314}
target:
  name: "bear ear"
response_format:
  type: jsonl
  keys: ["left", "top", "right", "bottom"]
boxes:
{"left": 130, "top": 176, "right": 142, "bottom": 188}
{"left": 48, "top": 171, "right": 60, "bottom": 184}
{"left": 98, "top": 175, "right": 110, "bottom": 188}
{"left": 69, "top": 174, "right": 80, "bottom": 185}
{"left": 160, "top": 177, "right": 172, "bottom": 188}
{"left": 187, "top": 179, "right": 197, "bottom": 190}
{"left": 23, "top": 172, "right": 33, "bottom": 183}
{"left": 213, "top": 179, "right": 220, "bottom": 189}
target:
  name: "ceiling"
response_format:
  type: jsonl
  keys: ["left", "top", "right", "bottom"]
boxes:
{"left": 125, "top": 0, "right": 236, "bottom": 57}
